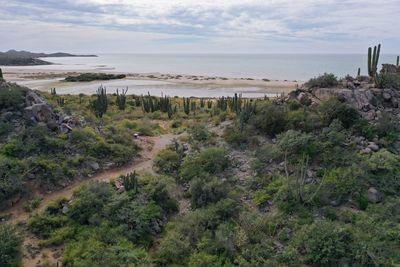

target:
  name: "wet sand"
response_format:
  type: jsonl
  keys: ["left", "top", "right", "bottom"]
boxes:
{"left": 2, "top": 67, "right": 301, "bottom": 97}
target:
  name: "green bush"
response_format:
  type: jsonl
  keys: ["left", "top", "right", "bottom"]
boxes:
{"left": 189, "top": 124, "right": 210, "bottom": 142}
{"left": 180, "top": 147, "right": 230, "bottom": 181}
{"left": 23, "top": 196, "right": 43, "bottom": 212}
{"left": 64, "top": 73, "right": 126, "bottom": 82}
{"left": 224, "top": 126, "right": 248, "bottom": 147}
{"left": 154, "top": 148, "right": 181, "bottom": 174}
{"left": 290, "top": 221, "right": 352, "bottom": 266}
{"left": 251, "top": 103, "right": 287, "bottom": 137}
{"left": 0, "top": 85, "right": 26, "bottom": 111}
{"left": 318, "top": 98, "right": 360, "bottom": 128}
{"left": 190, "top": 177, "right": 230, "bottom": 209}
{"left": 0, "top": 156, "right": 24, "bottom": 208}
{"left": 276, "top": 130, "right": 314, "bottom": 159}
{"left": 0, "top": 223, "right": 22, "bottom": 267}
{"left": 305, "top": 73, "right": 339, "bottom": 89}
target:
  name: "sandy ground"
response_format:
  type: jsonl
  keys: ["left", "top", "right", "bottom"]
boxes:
{"left": 2, "top": 67, "right": 301, "bottom": 96}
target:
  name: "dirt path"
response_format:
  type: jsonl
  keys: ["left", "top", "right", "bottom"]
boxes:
{"left": 0, "top": 133, "right": 178, "bottom": 267}
{"left": 0, "top": 133, "right": 178, "bottom": 224}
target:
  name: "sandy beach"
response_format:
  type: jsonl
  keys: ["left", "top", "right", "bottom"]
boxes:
{"left": 1, "top": 67, "right": 300, "bottom": 97}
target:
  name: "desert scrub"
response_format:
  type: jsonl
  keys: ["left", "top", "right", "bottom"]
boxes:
{"left": 0, "top": 223, "right": 22, "bottom": 267}
{"left": 305, "top": 73, "right": 338, "bottom": 89}
{"left": 179, "top": 147, "right": 230, "bottom": 182}
{"left": 154, "top": 148, "right": 181, "bottom": 174}
{"left": 23, "top": 196, "right": 43, "bottom": 212}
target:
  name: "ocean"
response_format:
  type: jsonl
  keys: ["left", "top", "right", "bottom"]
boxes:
{"left": 31, "top": 53, "right": 398, "bottom": 81}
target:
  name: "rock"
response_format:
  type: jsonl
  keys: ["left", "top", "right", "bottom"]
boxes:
{"left": 361, "top": 147, "right": 372, "bottom": 154}
{"left": 46, "top": 120, "right": 59, "bottom": 131}
{"left": 25, "top": 91, "right": 45, "bottom": 106}
{"left": 367, "top": 142, "right": 379, "bottom": 152}
{"left": 24, "top": 103, "right": 53, "bottom": 123}
{"left": 382, "top": 92, "right": 392, "bottom": 101}
{"left": 367, "top": 187, "right": 383, "bottom": 203}
{"left": 88, "top": 161, "right": 100, "bottom": 171}
{"left": 1, "top": 111, "right": 13, "bottom": 121}
{"left": 59, "top": 123, "right": 73, "bottom": 133}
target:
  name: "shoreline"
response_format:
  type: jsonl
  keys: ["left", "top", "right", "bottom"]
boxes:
{"left": 1, "top": 67, "right": 301, "bottom": 96}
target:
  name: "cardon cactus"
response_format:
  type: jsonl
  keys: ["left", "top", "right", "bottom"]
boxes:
{"left": 368, "top": 44, "right": 381, "bottom": 78}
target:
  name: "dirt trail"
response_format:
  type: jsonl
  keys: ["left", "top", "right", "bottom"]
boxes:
{"left": 0, "top": 133, "right": 178, "bottom": 224}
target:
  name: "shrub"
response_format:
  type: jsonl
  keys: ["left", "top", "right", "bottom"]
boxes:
{"left": 0, "top": 156, "right": 24, "bottom": 208}
{"left": 305, "top": 73, "right": 338, "bottom": 89}
{"left": 180, "top": 147, "right": 230, "bottom": 181}
{"left": 23, "top": 196, "right": 43, "bottom": 212}
{"left": 190, "top": 177, "right": 230, "bottom": 209}
{"left": 189, "top": 124, "right": 210, "bottom": 142}
{"left": 0, "top": 85, "right": 26, "bottom": 111}
{"left": 223, "top": 126, "right": 248, "bottom": 147}
{"left": 318, "top": 98, "right": 360, "bottom": 128}
{"left": 291, "top": 221, "right": 352, "bottom": 266}
{"left": 64, "top": 73, "right": 126, "bottom": 82}
{"left": 0, "top": 223, "right": 22, "bottom": 267}
{"left": 154, "top": 149, "right": 181, "bottom": 174}
{"left": 251, "top": 103, "right": 287, "bottom": 137}
{"left": 276, "top": 130, "right": 313, "bottom": 157}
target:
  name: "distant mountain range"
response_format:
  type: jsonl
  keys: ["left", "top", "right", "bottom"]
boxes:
{"left": 0, "top": 50, "right": 97, "bottom": 66}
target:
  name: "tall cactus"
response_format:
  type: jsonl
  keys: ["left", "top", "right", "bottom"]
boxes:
{"left": 397, "top": 56, "right": 399, "bottom": 67}
{"left": 91, "top": 85, "right": 108, "bottom": 118}
{"left": 368, "top": 44, "right": 381, "bottom": 78}
{"left": 116, "top": 87, "right": 128, "bottom": 110}
{"left": 0, "top": 68, "right": 3, "bottom": 81}
{"left": 183, "top": 97, "right": 190, "bottom": 115}
{"left": 122, "top": 171, "right": 139, "bottom": 192}
{"left": 357, "top": 68, "right": 361, "bottom": 77}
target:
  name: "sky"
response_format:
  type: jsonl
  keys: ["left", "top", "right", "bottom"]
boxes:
{"left": 0, "top": 0, "right": 399, "bottom": 54}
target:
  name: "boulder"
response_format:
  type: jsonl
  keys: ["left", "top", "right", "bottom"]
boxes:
{"left": 88, "top": 161, "right": 100, "bottom": 171}
{"left": 24, "top": 103, "right": 53, "bottom": 123}
{"left": 382, "top": 92, "right": 392, "bottom": 101}
{"left": 367, "top": 187, "right": 383, "bottom": 203}
{"left": 367, "top": 142, "right": 379, "bottom": 152}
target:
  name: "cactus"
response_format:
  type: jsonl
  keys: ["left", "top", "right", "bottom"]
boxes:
{"left": 91, "top": 85, "right": 108, "bottom": 118}
{"left": 207, "top": 100, "right": 213, "bottom": 109}
{"left": 200, "top": 98, "right": 205, "bottom": 108}
{"left": 368, "top": 44, "right": 381, "bottom": 78}
{"left": 239, "top": 100, "right": 256, "bottom": 132}
{"left": 217, "top": 96, "right": 228, "bottom": 111}
{"left": 121, "top": 171, "right": 139, "bottom": 192}
{"left": 79, "top": 93, "right": 84, "bottom": 105}
{"left": 397, "top": 56, "right": 399, "bottom": 67}
{"left": 190, "top": 101, "right": 197, "bottom": 115}
{"left": 116, "top": 87, "right": 128, "bottom": 110}
{"left": 0, "top": 68, "right": 3, "bottom": 81}
{"left": 50, "top": 88, "right": 57, "bottom": 95}
{"left": 357, "top": 68, "right": 361, "bottom": 77}
{"left": 57, "top": 97, "right": 65, "bottom": 107}
{"left": 183, "top": 97, "right": 190, "bottom": 115}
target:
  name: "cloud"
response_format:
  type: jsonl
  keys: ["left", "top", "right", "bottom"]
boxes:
{"left": 0, "top": 0, "right": 398, "bottom": 53}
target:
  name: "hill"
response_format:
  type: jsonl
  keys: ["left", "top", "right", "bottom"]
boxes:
{"left": 0, "top": 50, "right": 97, "bottom": 66}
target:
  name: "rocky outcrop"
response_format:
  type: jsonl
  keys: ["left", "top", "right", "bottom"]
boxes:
{"left": 282, "top": 87, "right": 400, "bottom": 121}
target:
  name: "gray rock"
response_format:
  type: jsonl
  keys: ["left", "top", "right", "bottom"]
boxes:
{"left": 367, "top": 142, "right": 379, "bottom": 152}
{"left": 361, "top": 147, "right": 372, "bottom": 154}
{"left": 382, "top": 92, "right": 392, "bottom": 101}
{"left": 367, "top": 187, "right": 383, "bottom": 203}
{"left": 24, "top": 103, "right": 53, "bottom": 123}
{"left": 88, "top": 161, "right": 100, "bottom": 171}
{"left": 1, "top": 111, "right": 13, "bottom": 121}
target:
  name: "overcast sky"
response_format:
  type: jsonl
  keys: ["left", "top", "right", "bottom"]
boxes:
{"left": 0, "top": 0, "right": 399, "bottom": 54}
